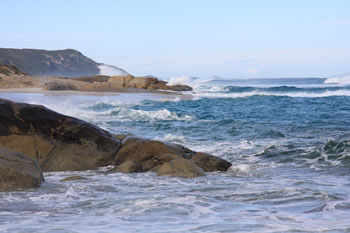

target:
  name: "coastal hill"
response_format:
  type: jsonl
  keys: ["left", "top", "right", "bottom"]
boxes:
{"left": 0, "top": 48, "right": 128, "bottom": 77}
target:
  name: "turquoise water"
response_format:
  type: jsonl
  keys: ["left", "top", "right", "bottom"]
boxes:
{"left": 1, "top": 78, "right": 350, "bottom": 232}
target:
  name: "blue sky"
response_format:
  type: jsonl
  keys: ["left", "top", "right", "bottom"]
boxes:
{"left": 1, "top": 0, "right": 350, "bottom": 78}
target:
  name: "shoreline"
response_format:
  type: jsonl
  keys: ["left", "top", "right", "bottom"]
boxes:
{"left": 0, "top": 87, "right": 194, "bottom": 101}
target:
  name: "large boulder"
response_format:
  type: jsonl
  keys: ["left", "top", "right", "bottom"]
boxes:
{"left": 168, "top": 85, "right": 193, "bottom": 91}
{"left": 127, "top": 77, "right": 152, "bottom": 89}
{"left": 44, "top": 81, "right": 78, "bottom": 91}
{"left": 157, "top": 158, "right": 205, "bottom": 178}
{"left": 113, "top": 137, "right": 195, "bottom": 172}
{"left": 108, "top": 75, "right": 134, "bottom": 88}
{"left": 0, "top": 148, "right": 44, "bottom": 191}
{"left": 190, "top": 152, "right": 232, "bottom": 172}
{"left": 111, "top": 136, "right": 232, "bottom": 176}
{"left": 0, "top": 99, "right": 121, "bottom": 171}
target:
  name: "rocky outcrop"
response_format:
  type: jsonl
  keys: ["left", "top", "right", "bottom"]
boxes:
{"left": 110, "top": 136, "right": 231, "bottom": 177}
{"left": 107, "top": 75, "right": 193, "bottom": 91}
{"left": 44, "top": 81, "right": 78, "bottom": 91}
{"left": 0, "top": 68, "right": 193, "bottom": 92}
{"left": 0, "top": 99, "right": 121, "bottom": 171}
{"left": 0, "top": 148, "right": 44, "bottom": 191}
{"left": 113, "top": 137, "right": 195, "bottom": 172}
{"left": 190, "top": 152, "right": 232, "bottom": 172}
{"left": 157, "top": 158, "right": 205, "bottom": 178}
{"left": 0, "top": 100, "right": 231, "bottom": 178}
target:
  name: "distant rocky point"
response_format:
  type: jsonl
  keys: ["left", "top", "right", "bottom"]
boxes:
{"left": 0, "top": 48, "right": 127, "bottom": 77}
{"left": 0, "top": 64, "right": 193, "bottom": 92}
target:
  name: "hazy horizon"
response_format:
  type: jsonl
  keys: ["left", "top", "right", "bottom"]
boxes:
{"left": 1, "top": 0, "right": 350, "bottom": 79}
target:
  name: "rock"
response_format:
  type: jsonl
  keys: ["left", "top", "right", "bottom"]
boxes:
{"left": 108, "top": 75, "right": 134, "bottom": 88}
{"left": 112, "top": 136, "right": 232, "bottom": 177}
{"left": 44, "top": 81, "right": 78, "bottom": 91}
{"left": 127, "top": 77, "right": 150, "bottom": 89}
{"left": 190, "top": 152, "right": 232, "bottom": 172}
{"left": 60, "top": 176, "right": 88, "bottom": 182}
{"left": 114, "top": 137, "right": 195, "bottom": 172}
{"left": 0, "top": 148, "right": 44, "bottom": 191}
{"left": 74, "top": 75, "right": 110, "bottom": 83}
{"left": 114, "top": 134, "right": 131, "bottom": 141}
{"left": 168, "top": 85, "right": 193, "bottom": 91}
{"left": 107, "top": 160, "right": 141, "bottom": 173}
{"left": 0, "top": 99, "right": 121, "bottom": 171}
{"left": 157, "top": 158, "right": 205, "bottom": 178}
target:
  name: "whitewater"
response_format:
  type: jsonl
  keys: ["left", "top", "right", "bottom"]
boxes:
{"left": 1, "top": 76, "right": 350, "bottom": 232}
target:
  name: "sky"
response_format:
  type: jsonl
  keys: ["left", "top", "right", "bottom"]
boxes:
{"left": 1, "top": 0, "right": 350, "bottom": 79}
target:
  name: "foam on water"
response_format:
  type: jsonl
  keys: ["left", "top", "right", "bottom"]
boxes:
{"left": 193, "top": 89, "right": 350, "bottom": 98}
{"left": 324, "top": 73, "right": 350, "bottom": 85}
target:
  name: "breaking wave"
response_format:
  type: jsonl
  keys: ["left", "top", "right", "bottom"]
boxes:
{"left": 167, "top": 75, "right": 198, "bottom": 86}
{"left": 324, "top": 73, "right": 350, "bottom": 85}
{"left": 194, "top": 89, "right": 350, "bottom": 98}
{"left": 86, "top": 103, "right": 194, "bottom": 122}
{"left": 98, "top": 64, "right": 129, "bottom": 76}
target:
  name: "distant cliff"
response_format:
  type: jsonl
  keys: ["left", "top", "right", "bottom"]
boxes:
{"left": 0, "top": 48, "right": 128, "bottom": 77}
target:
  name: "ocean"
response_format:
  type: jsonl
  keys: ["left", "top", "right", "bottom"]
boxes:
{"left": 1, "top": 77, "right": 350, "bottom": 232}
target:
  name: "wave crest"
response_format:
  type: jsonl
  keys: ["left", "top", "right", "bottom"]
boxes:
{"left": 98, "top": 64, "right": 129, "bottom": 76}
{"left": 110, "top": 107, "right": 193, "bottom": 121}
{"left": 167, "top": 75, "right": 197, "bottom": 86}
{"left": 324, "top": 74, "right": 350, "bottom": 85}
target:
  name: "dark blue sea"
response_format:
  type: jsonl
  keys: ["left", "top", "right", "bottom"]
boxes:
{"left": 1, "top": 77, "right": 350, "bottom": 232}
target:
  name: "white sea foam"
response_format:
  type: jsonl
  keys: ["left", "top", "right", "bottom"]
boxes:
{"left": 110, "top": 107, "right": 193, "bottom": 121}
{"left": 324, "top": 73, "right": 350, "bottom": 85}
{"left": 98, "top": 64, "right": 129, "bottom": 76}
{"left": 167, "top": 75, "right": 196, "bottom": 86}
{"left": 193, "top": 89, "right": 350, "bottom": 98}
{"left": 155, "top": 133, "right": 186, "bottom": 144}
{"left": 208, "top": 85, "right": 227, "bottom": 92}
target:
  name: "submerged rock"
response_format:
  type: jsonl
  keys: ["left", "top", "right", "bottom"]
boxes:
{"left": 60, "top": 176, "right": 88, "bottom": 182}
{"left": 0, "top": 99, "right": 121, "bottom": 172}
{"left": 0, "top": 148, "right": 44, "bottom": 191}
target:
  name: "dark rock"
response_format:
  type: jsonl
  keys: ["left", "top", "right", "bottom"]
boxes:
{"left": 114, "top": 137, "right": 195, "bottom": 172}
{"left": 113, "top": 136, "right": 231, "bottom": 177}
{"left": 44, "top": 81, "right": 78, "bottom": 91}
{"left": 0, "top": 99, "right": 121, "bottom": 171}
{"left": 0, "top": 148, "right": 44, "bottom": 191}
{"left": 60, "top": 176, "right": 88, "bottom": 182}
{"left": 190, "top": 152, "right": 232, "bottom": 172}
{"left": 168, "top": 85, "right": 193, "bottom": 91}
{"left": 73, "top": 75, "right": 110, "bottom": 83}
{"left": 157, "top": 158, "right": 205, "bottom": 178}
